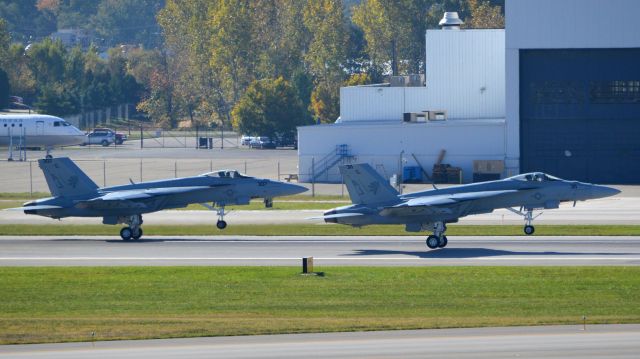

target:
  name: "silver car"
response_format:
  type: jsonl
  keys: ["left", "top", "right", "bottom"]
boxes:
{"left": 82, "top": 130, "right": 115, "bottom": 146}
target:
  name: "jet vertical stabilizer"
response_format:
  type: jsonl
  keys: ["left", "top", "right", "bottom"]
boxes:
{"left": 39, "top": 157, "right": 99, "bottom": 197}
{"left": 339, "top": 164, "right": 399, "bottom": 205}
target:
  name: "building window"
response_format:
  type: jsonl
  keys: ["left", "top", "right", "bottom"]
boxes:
{"left": 590, "top": 80, "right": 640, "bottom": 104}
{"left": 530, "top": 81, "right": 584, "bottom": 104}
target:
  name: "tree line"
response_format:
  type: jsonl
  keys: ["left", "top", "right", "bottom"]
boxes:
{"left": 0, "top": 0, "right": 504, "bottom": 136}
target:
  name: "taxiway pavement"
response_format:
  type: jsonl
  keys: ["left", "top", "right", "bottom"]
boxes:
{"left": 1, "top": 235, "right": 639, "bottom": 266}
{"left": 2, "top": 324, "right": 639, "bottom": 359}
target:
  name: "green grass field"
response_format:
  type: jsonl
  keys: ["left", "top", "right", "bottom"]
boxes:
{"left": 0, "top": 266, "right": 638, "bottom": 344}
{"left": 0, "top": 224, "right": 639, "bottom": 236}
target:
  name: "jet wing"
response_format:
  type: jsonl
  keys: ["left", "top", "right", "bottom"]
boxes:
{"left": 381, "top": 190, "right": 518, "bottom": 217}
{"left": 75, "top": 186, "right": 221, "bottom": 209}
{"left": 95, "top": 186, "right": 216, "bottom": 201}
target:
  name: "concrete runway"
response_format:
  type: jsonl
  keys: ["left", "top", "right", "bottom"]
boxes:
{"left": 2, "top": 325, "right": 639, "bottom": 358}
{"left": 1, "top": 235, "right": 639, "bottom": 266}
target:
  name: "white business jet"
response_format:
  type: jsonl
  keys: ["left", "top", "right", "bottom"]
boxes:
{"left": 0, "top": 114, "right": 86, "bottom": 159}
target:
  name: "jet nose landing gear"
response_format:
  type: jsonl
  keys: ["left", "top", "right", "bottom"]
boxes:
{"left": 215, "top": 206, "right": 227, "bottom": 230}
{"left": 507, "top": 207, "right": 541, "bottom": 236}
{"left": 524, "top": 225, "right": 535, "bottom": 235}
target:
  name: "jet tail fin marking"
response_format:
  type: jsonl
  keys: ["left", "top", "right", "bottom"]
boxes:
{"left": 39, "top": 157, "right": 99, "bottom": 197}
{"left": 339, "top": 163, "right": 399, "bottom": 205}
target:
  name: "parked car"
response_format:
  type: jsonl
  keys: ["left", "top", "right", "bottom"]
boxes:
{"left": 249, "top": 136, "right": 276, "bottom": 149}
{"left": 82, "top": 129, "right": 116, "bottom": 146}
{"left": 93, "top": 128, "right": 128, "bottom": 145}
{"left": 241, "top": 135, "right": 254, "bottom": 146}
{"left": 91, "top": 128, "right": 128, "bottom": 145}
{"left": 275, "top": 133, "right": 298, "bottom": 149}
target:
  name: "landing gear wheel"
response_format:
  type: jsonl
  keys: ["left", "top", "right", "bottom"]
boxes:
{"left": 120, "top": 227, "right": 133, "bottom": 241}
{"left": 132, "top": 228, "right": 143, "bottom": 240}
{"left": 264, "top": 198, "right": 273, "bottom": 208}
{"left": 426, "top": 235, "right": 439, "bottom": 249}
{"left": 524, "top": 225, "right": 535, "bottom": 235}
{"left": 216, "top": 220, "right": 227, "bottom": 230}
{"left": 438, "top": 235, "right": 448, "bottom": 248}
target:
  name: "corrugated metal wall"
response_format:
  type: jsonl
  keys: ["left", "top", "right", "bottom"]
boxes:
{"left": 425, "top": 30, "right": 505, "bottom": 119}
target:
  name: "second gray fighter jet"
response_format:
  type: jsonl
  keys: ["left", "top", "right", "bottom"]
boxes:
{"left": 320, "top": 163, "right": 620, "bottom": 249}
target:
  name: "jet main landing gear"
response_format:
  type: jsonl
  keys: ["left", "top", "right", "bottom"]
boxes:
{"left": 426, "top": 222, "right": 448, "bottom": 249}
{"left": 264, "top": 198, "right": 273, "bottom": 208}
{"left": 120, "top": 214, "right": 143, "bottom": 240}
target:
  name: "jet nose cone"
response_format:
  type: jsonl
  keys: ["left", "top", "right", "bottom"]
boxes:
{"left": 591, "top": 185, "right": 620, "bottom": 199}
{"left": 275, "top": 182, "right": 308, "bottom": 197}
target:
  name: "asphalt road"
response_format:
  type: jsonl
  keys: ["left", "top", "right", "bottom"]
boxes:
{"left": 1, "top": 235, "right": 639, "bottom": 266}
{"left": 2, "top": 325, "right": 639, "bottom": 359}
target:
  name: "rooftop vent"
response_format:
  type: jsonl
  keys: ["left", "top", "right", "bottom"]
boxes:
{"left": 439, "top": 12, "right": 464, "bottom": 30}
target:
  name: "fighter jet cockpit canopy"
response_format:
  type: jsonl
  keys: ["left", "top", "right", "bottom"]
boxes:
{"left": 510, "top": 172, "right": 561, "bottom": 182}
{"left": 203, "top": 170, "right": 251, "bottom": 179}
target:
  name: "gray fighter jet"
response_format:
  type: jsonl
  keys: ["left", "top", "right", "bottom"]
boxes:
{"left": 320, "top": 163, "right": 620, "bottom": 249}
{"left": 10, "top": 157, "right": 307, "bottom": 240}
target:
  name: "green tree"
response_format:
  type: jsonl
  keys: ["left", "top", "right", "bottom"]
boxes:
{"left": 465, "top": 0, "right": 504, "bottom": 29}
{"left": 0, "top": 19, "right": 9, "bottom": 64}
{"left": 303, "top": 0, "right": 348, "bottom": 123}
{"left": 26, "top": 38, "right": 66, "bottom": 85}
{"left": 344, "top": 73, "right": 372, "bottom": 87}
{"left": 209, "top": 0, "right": 255, "bottom": 105}
{"left": 0, "top": 1, "right": 56, "bottom": 43}
{"left": 92, "top": 0, "right": 164, "bottom": 48}
{"left": 303, "top": 0, "right": 347, "bottom": 82}
{"left": 34, "top": 82, "right": 78, "bottom": 115}
{"left": 232, "top": 77, "right": 310, "bottom": 138}
{"left": 310, "top": 82, "right": 340, "bottom": 124}
{"left": 135, "top": 54, "right": 177, "bottom": 128}
{"left": 158, "top": 0, "right": 223, "bottom": 127}
{"left": 353, "top": 0, "right": 433, "bottom": 75}
{"left": 4, "top": 44, "right": 37, "bottom": 101}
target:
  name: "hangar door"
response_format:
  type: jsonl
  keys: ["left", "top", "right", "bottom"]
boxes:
{"left": 520, "top": 49, "right": 640, "bottom": 184}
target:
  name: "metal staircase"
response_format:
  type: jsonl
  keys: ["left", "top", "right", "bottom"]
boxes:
{"left": 7, "top": 126, "right": 27, "bottom": 161}
{"left": 311, "top": 144, "right": 354, "bottom": 182}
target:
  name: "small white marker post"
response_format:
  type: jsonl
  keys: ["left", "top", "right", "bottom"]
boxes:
{"left": 582, "top": 315, "right": 587, "bottom": 331}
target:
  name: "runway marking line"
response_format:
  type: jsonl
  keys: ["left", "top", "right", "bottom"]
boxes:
{"left": 1, "top": 257, "right": 640, "bottom": 261}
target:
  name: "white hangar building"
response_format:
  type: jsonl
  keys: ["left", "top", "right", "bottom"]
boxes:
{"left": 297, "top": 0, "right": 640, "bottom": 184}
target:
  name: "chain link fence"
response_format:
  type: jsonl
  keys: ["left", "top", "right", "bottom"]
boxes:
{"left": 0, "top": 158, "right": 300, "bottom": 195}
